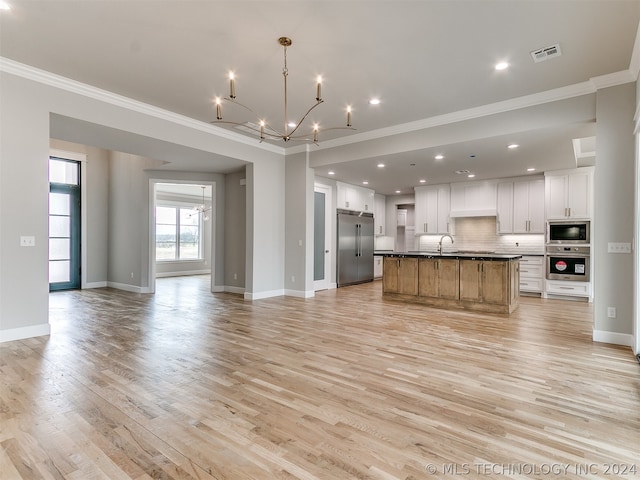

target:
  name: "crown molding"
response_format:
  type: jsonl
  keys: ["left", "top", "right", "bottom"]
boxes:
{"left": 315, "top": 81, "right": 597, "bottom": 151}
{"left": 0, "top": 57, "right": 285, "bottom": 156}
{"left": 589, "top": 70, "right": 635, "bottom": 90}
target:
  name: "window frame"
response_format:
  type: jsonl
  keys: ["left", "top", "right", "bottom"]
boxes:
{"left": 155, "top": 202, "right": 204, "bottom": 262}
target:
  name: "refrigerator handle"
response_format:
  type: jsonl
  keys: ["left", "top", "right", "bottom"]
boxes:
{"left": 357, "top": 224, "right": 361, "bottom": 257}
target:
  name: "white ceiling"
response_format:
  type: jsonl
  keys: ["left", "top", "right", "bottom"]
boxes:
{"left": 1, "top": 1, "right": 639, "bottom": 195}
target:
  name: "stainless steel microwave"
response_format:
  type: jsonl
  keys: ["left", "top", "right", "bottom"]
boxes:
{"left": 547, "top": 221, "right": 590, "bottom": 244}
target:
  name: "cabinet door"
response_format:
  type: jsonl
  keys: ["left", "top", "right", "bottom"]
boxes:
{"left": 424, "top": 188, "right": 439, "bottom": 234}
{"left": 436, "top": 185, "right": 451, "bottom": 233}
{"left": 497, "top": 182, "right": 514, "bottom": 233}
{"left": 512, "top": 181, "right": 530, "bottom": 233}
{"left": 398, "top": 258, "right": 419, "bottom": 295}
{"left": 545, "top": 175, "right": 568, "bottom": 219}
{"left": 382, "top": 257, "right": 399, "bottom": 293}
{"left": 414, "top": 186, "right": 432, "bottom": 234}
{"left": 459, "top": 260, "right": 482, "bottom": 302}
{"left": 418, "top": 258, "right": 438, "bottom": 297}
{"left": 527, "top": 179, "right": 545, "bottom": 233}
{"left": 567, "top": 172, "right": 591, "bottom": 218}
{"left": 482, "top": 261, "right": 508, "bottom": 305}
{"left": 361, "top": 188, "right": 374, "bottom": 212}
{"left": 374, "top": 194, "right": 386, "bottom": 235}
{"left": 438, "top": 259, "right": 460, "bottom": 300}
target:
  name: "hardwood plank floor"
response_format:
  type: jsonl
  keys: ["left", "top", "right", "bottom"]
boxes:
{"left": 1, "top": 276, "right": 638, "bottom": 479}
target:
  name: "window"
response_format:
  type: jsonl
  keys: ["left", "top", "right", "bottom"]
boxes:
{"left": 155, "top": 205, "right": 202, "bottom": 261}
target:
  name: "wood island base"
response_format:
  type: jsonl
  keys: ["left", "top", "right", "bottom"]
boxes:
{"left": 381, "top": 254, "right": 521, "bottom": 314}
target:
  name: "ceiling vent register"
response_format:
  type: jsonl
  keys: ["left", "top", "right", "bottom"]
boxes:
{"left": 530, "top": 43, "right": 562, "bottom": 63}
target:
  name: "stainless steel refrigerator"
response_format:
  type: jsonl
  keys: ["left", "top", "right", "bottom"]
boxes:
{"left": 337, "top": 209, "right": 374, "bottom": 287}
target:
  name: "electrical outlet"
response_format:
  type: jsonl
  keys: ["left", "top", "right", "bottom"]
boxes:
{"left": 130, "top": 272, "right": 134, "bottom": 279}
{"left": 291, "top": 275, "right": 295, "bottom": 283}
{"left": 607, "top": 307, "right": 616, "bottom": 318}
{"left": 20, "top": 236, "right": 35, "bottom": 247}
{"left": 233, "top": 273, "right": 237, "bottom": 280}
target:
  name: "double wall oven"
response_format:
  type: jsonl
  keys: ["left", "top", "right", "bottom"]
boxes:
{"left": 546, "top": 221, "right": 590, "bottom": 282}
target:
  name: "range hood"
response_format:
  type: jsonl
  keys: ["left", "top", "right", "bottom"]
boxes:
{"left": 449, "top": 209, "right": 497, "bottom": 218}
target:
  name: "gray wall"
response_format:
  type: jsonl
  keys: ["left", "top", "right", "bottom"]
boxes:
{"left": 244, "top": 156, "right": 286, "bottom": 299}
{"left": 594, "top": 83, "right": 636, "bottom": 340}
{"left": 0, "top": 70, "right": 282, "bottom": 342}
{"left": 285, "top": 151, "right": 315, "bottom": 296}
{"left": 224, "top": 170, "right": 246, "bottom": 289}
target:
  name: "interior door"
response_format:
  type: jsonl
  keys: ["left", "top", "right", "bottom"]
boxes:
{"left": 49, "top": 158, "right": 81, "bottom": 291}
{"left": 314, "top": 184, "right": 332, "bottom": 291}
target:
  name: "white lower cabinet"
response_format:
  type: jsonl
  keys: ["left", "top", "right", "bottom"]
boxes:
{"left": 519, "top": 255, "right": 544, "bottom": 294}
{"left": 545, "top": 279, "right": 592, "bottom": 298}
{"left": 374, "top": 256, "right": 383, "bottom": 278}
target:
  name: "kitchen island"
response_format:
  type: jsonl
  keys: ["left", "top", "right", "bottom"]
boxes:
{"left": 379, "top": 252, "right": 521, "bottom": 314}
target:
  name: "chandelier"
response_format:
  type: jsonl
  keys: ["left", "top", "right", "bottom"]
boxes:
{"left": 212, "top": 37, "right": 354, "bottom": 144}
{"left": 190, "top": 186, "right": 211, "bottom": 221}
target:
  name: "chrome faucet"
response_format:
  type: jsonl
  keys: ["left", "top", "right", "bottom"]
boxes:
{"left": 438, "top": 234, "right": 454, "bottom": 254}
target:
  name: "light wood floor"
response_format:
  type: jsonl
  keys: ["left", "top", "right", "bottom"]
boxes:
{"left": 1, "top": 277, "right": 638, "bottom": 479}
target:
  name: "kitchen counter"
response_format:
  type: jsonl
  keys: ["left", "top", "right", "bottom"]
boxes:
{"left": 377, "top": 251, "right": 522, "bottom": 261}
{"left": 380, "top": 253, "right": 520, "bottom": 314}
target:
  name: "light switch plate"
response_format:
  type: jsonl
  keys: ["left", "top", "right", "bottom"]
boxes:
{"left": 20, "top": 236, "right": 36, "bottom": 247}
{"left": 607, "top": 242, "right": 631, "bottom": 254}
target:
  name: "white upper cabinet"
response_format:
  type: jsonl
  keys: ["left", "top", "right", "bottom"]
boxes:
{"left": 336, "top": 181, "right": 374, "bottom": 212}
{"left": 496, "top": 182, "right": 514, "bottom": 233}
{"left": 414, "top": 184, "right": 451, "bottom": 234}
{"left": 545, "top": 167, "right": 594, "bottom": 220}
{"left": 374, "top": 193, "right": 386, "bottom": 236}
{"left": 498, "top": 177, "right": 544, "bottom": 234}
{"left": 449, "top": 181, "right": 497, "bottom": 217}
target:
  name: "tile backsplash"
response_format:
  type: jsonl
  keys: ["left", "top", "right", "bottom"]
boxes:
{"left": 416, "top": 216, "right": 544, "bottom": 254}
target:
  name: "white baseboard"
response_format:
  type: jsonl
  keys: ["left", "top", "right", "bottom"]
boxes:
{"left": 0, "top": 323, "right": 51, "bottom": 343}
{"left": 107, "top": 281, "right": 152, "bottom": 294}
{"left": 285, "top": 289, "right": 315, "bottom": 298}
{"left": 84, "top": 281, "right": 107, "bottom": 289}
{"left": 155, "top": 269, "right": 210, "bottom": 278}
{"left": 244, "top": 289, "right": 285, "bottom": 300}
{"left": 593, "top": 330, "right": 634, "bottom": 347}
{"left": 224, "top": 286, "right": 245, "bottom": 294}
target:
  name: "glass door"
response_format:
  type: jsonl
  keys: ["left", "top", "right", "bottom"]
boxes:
{"left": 49, "top": 157, "right": 81, "bottom": 291}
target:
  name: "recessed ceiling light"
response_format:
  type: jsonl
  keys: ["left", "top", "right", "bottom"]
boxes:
{"left": 419, "top": 179, "right": 427, "bottom": 183}
{"left": 434, "top": 154, "right": 444, "bottom": 160}
{"left": 288, "top": 122, "right": 297, "bottom": 128}
{"left": 328, "top": 171, "right": 335, "bottom": 175}
{"left": 0, "top": 1, "right": 10, "bottom": 10}
{"left": 495, "top": 61, "right": 509, "bottom": 71}
{"left": 467, "top": 174, "right": 476, "bottom": 178}
{"left": 377, "top": 163, "right": 385, "bottom": 168}
{"left": 362, "top": 181, "right": 369, "bottom": 185}
{"left": 369, "top": 98, "right": 381, "bottom": 105}
{"left": 507, "top": 143, "right": 519, "bottom": 149}
{"left": 527, "top": 168, "right": 536, "bottom": 172}
{"left": 395, "top": 190, "right": 401, "bottom": 194}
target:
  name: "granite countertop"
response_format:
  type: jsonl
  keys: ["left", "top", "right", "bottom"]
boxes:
{"left": 375, "top": 250, "right": 523, "bottom": 260}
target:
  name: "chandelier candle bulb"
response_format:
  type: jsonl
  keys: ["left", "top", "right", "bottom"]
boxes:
{"left": 229, "top": 72, "right": 236, "bottom": 99}
{"left": 347, "top": 106, "right": 352, "bottom": 127}
{"left": 316, "top": 76, "right": 322, "bottom": 102}
{"left": 313, "top": 124, "right": 319, "bottom": 143}
{"left": 215, "top": 98, "right": 222, "bottom": 120}
{"left": 259, "top": 121, "right": 265, "bottom": 140}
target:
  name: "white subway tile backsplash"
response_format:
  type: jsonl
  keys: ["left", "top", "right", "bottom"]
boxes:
{"left": 417, "top": 216, "right": 544, "bottom": 254}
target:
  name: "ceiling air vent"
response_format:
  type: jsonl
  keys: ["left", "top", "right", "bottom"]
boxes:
{"left": 530, "top": 43, "right": 562, "bottom": 63}
{"left": 455, "top": 169, "right": 471, "bottom": 175}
